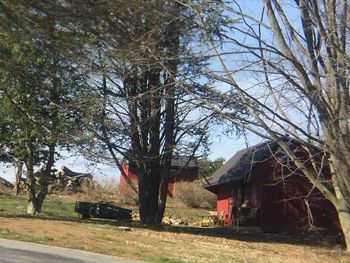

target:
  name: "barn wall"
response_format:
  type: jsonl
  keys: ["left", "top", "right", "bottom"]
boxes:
{"left": 120, "top": 164, "right": 198, "bottom": 197}
{"left": 243, "top": 183, "right": 262, "bottom": 209}
{"left": 171, "top": 169, "right": 198, "bottom": 181}
{"left": 119, "top": 164, "right": 138, "bottom": 186}
{"left": 216, "top": 184, "right": 231, "bottom": 225}
{"left": 260, "top": 183, "right": 306, "bottom": 232}
{"left": 252, "top": 161, "right": 340, "bottom": 232}
{"left": 211, "top": 182, "right": 244, "bottom": 226}
{"left": 208, "top": 158, "right": 340, "bottom": 232}
{"left": 170, "top": 168, "right": 198, "bottom": 197}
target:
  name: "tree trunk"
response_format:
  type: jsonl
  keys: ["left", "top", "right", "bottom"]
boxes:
{"left": 26, "top": 195, "right": 45, "bottom": 214}
{"left": 156, "top": 0, "right": 179, "bottom": 223}
{"left": 337, "top": 208, "right": 350, "bottom": 252}
{"left": 14, "top": 161, "right": 23, "bottom": 196}
{"left": 158, "top": 170, "right": 169, "bottom": 223}
{"left": 138, "top": 171, "right": 161, "bottom": 224}
{"left": 26, "top": 178, "right": 39, "bottom": 214}
{"left": 330, "top": 154, "right": 350, "bottom": 251}
{"left": 26, "top": 179, "right": 48, "bottom": 214}
{"left": 26, "top": 169, "right": 46, "bottom": 214}
{"left": 26, "top": 176, "right": 49, "bottom": 214}
{"left": 25, "top": 139, "right": 52, "bottom": 214}
{"left": 27, "top": 199, "right": 37, "bottom": 214}
{"left": 40, "top": 142, "right": 55, "bottom": 198}
{"left": 25, "top": 138, "right": 37, "bottom": 214}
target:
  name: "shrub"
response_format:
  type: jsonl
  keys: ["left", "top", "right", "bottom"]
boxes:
{"left": 117, "top": 182, "right": 139, "bottom": 206}
{"left": 80, "top": 178, "right": 139, "bottom": 206}
{"left": 0, "top": 186, "right": 13, "bottom": 197}
{"left": 81, "top": 178, "right": 119, "bottom": 202}
{"left": 174, "top": 180, "right": 216, "bottom": 209}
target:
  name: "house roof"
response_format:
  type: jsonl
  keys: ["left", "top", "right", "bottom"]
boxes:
{"left": 171, "top": 156, "right": 197, "bottom": 169}
{"left": 123, "top": 155, "right": 198, "bottom": 169}
{"left": 204, "top": 140, "right": 281, "bottom": 188}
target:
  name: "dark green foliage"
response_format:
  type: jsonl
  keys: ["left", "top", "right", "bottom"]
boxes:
{"left": 0, "top": 0, "right": 89, "bottom": 213}
{"left": 198, "top": 157, "right": 225, "bottom": 179}
{"left": 0, "top": 0, "right": 244, "bottom": 222}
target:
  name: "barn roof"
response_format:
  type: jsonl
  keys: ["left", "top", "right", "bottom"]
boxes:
{"left": 171, "top": 156, "right": 197, "bottom": 169}
{"left": 123, "top": 155, "right": 198, "bottom": 169}
{"left": 203, "top": 140, "right": 281, "bottom": 188}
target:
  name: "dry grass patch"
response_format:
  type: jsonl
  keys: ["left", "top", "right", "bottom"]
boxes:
{"left": 79, "top": 178, "right": 120, "bottom": 202}
{"left": 174, "top": 180, "right": 216, "bottom": 209}
{"left": 0, "top": 216, "right": 348, "bottom": 263}
{"left": 0, "top": 194, "right": 348, "bottom": 263}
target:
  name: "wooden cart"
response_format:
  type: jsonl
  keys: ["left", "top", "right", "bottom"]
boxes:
{"left": 75, "top": 201, "right": 132, "bottom": 220}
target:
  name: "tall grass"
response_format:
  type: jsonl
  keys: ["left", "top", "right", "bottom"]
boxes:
{"left": 80, "top": 178, "right": 138, "bottom": 205}
{"left": 174, "top": 180, "right": 216, "bottom": 209}
{"left": 80, "top": 178, "right": 119, "bottom": 202}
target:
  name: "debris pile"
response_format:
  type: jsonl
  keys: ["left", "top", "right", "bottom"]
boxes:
{"left": 0, "top": 177, "right": 13, "bottom": 189}
{"left": 132, "top": 212, "right": 140, "bottom": 221}
{"left": 54, "top": 166, "right": 93, "bottom": 192}
{"left": 15, "top": 165, "right": 94, "bottom": 194}
{"left": 162, "top": 216, "right": 188, "bottom": 226}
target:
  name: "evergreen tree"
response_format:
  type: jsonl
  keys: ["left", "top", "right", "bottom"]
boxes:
{"left": 0, "top": 0, "right": 87, "bottom": 213}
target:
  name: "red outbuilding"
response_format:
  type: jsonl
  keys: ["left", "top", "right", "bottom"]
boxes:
{"left": 120, "top": 156, "right": 198, "bottom": 197}
{"left": 204, "top": 138, "right": 340, "bottom": 233}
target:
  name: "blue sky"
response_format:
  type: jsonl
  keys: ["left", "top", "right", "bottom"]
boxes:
{"left": 0, "top": 0, "right": 274, "bottom": 183}
{"left": 0, "top": 130, "right": 262, "bottom": 183}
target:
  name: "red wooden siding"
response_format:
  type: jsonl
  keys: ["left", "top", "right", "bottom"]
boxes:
{"left": 119, "top": 164, "right": 138, "bottom": 186}
{"left": 207, "top": 160, "right": 340, "bottom": 232}
{"left": 120, "top": 164, "right": 198, "bottom": 197}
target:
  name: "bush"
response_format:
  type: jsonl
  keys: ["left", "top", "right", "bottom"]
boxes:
{"left": 174, "top": 180, "right": 216, "bottom": 209}
{"left": 81, "top": 178, "right": 119, "bottom": 202}
{"left": 117, "top": 182, "right": 139, "bottom": 206}
{"left": 0, "top": 186, "right": 13, "bottom": 197}
{"left": 79, "top": 178, "right": 139, "bottom": 206}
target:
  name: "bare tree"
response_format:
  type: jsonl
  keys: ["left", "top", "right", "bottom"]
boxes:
{"left": 187, "top": 0, "right": 350, "bottom": 251}
{"left": 75, "top": 0, "right": 225, "bottom": 224}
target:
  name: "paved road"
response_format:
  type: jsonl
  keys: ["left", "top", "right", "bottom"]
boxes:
{"left": 0, "top": 238, "right": 142, "bottom": 263}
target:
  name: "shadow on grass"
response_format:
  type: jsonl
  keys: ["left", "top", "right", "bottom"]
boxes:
{"left": 154, "top": 225, "right": 344, "bottom": 249}
{"left": 0, "top": 212, "right": 344, "bottom": 250}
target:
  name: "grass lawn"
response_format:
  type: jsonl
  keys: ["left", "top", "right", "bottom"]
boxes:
{"left": 0, "top": 194, "right": 349, "bottom": 263}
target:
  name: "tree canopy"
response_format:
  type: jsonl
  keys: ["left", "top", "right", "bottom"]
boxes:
{"left": 190, "top": 0, "right": 350, "bottom": 251}
{"left": 0, "top": 0, "right": 88, "bottom": 212}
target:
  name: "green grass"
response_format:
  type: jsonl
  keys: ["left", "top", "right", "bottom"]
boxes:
{"left": 0, "top": 228, "right": 54, "bottom": 243}
{"left": 41, "top": 199, "right": 76, "bottom": 217}
{"left": 0, "top": 195, "right": 347, "bottom": 263}
{"left": 0, "top": 195, "right": 77, "bottom": 218}
{"left": 0, "top": 195, "right": 27, "bottom": 213}
{"left": 141, "top": 255, "right": 194, "bottom": 263}
{"left": 0, "top": 194, "right": 211, "bottom": 223}
{"left": 108, "top": 197, "right": 212, "bottom": 223}
{"left": 163, "top": 198, "right": 211, "bottom": 221}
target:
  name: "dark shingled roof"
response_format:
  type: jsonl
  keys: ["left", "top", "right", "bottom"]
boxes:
{"left": 204, "top": 140, "right": 281, "bottom": 188}
{"left": 171, "top": 156, "right": 198, "bottom": 169}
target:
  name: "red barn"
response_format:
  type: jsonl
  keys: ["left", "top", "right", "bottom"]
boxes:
{"left": 120, "top": 156, "right": 198, "bottom": 197}
{"left": 204, "top": 139, "right": 340, "bottom": 232}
